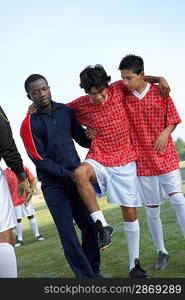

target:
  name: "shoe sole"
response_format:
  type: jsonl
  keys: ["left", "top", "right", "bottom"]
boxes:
{"left": 100, "top": 231, "right": 114, "bottom": 251}
{"left": 110, "top": 231, "right": 114, "bottom": 238}
{"left": 100, "top": 241, "right": 112, "bottom": 251}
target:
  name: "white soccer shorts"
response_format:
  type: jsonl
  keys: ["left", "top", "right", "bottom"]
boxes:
{"left": 0, "top": 168, "right": 16, "bottom": 232}
{"left": 85, "top": 159, "right": 141, "bottom": 207}
{"left": 14, "top": 201, "right": 35, "bottom": 219}
{"left": 138, "top": 169, "right": 183, "bottom": 206}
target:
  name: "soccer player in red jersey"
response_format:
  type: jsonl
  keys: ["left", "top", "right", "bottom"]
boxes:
{"left": 4, "top": 166, "right": 45, "bottom": 247}
{"left": 119, "top": 54, "right": 184, "bottom": 270}
{"left": 69, "top": 65, "right": 169, "bottom": 278}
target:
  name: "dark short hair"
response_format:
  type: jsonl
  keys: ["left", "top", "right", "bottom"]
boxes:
{"left": 79, "top": 64, "right": 111, "bottom": 93}
{"left": 24, "top": 74, "right": 48, "bottom": 93}
{"left": 118, "top": 54, "right": 144, "bottom": 75}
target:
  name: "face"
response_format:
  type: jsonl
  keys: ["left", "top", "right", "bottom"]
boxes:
{"left": 27, "top": 79, "right": 52, "bottom": 109}
{"left": 120, "top": 70, "right": 144, "bottom": 92}
{"left": 87, "top": 87, "right": 107, "bottom": 105}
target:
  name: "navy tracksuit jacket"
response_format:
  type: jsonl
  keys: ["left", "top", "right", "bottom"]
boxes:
{"left": 20, "top": 101, "right": 100, "bottom": 278}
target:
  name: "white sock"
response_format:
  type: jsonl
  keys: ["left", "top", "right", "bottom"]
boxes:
{"left": 146, "top": 206, "right": 168, "bottom": 254}
{"left": 90, "top": 210, "right": 108, "bottom": 226}
{"left": 171, "top": 201, "right": 185, "bottom": 238}
{"left": 0, "top": 243, "right": 17, "bottom": 278}
{"left": 15, "top": 222, "right": 23, "bottom": 241}
{"left": 124, "top": 219, "right": 140, "bottom": 270}
{"left": 29, "top": 218, "right": 40, "bottom": 237}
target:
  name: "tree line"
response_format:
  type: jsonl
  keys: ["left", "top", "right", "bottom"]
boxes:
{"left": 175, "top": 138, "right": 185, "bottom": 180}
{"left": 175, "top": 138, "right": 185, "bottom": 161}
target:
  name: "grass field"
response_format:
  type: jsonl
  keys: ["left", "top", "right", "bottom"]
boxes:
{"left": 15, "top": 181, "right": 185, "bottom": 278}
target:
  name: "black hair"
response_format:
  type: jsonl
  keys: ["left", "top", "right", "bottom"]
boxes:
{"left": 118, "top": 54, "right": 144, "bottom": 75}
{"left": 24, "top": 74, "right": 48, "bottom": 93}
{"left": 79, "top": 64, "right": 111, "bottom": 93}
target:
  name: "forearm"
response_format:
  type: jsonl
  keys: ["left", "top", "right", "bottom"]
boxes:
{"left": 75, "top": 130, "right": 91, "bottom": 148}
{"left": 154, "top": 124, "right": 177, "bottom": 152}
{"left": 71, "top": 109, "right": 91, "bottom": 148}
{"left": 0, "top": 115, "right": 24, "bottom": 175}
{"left": 144, "top": 75, "right": 162, "bottom": 84}
{"left": 144, "top": 76, "right": 170, "bottom": 96}
{"left": 163, "top": 124, "right": 177, "bottom": 137}
{"left": 28, "top": 153, "right": 72, "bottom": 178}
{"left": 3, "top": 141, "right": 25, "bottom": 176}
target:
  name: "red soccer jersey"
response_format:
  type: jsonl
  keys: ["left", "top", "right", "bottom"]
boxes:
{"left": 124, "top": 84, "right": 181, "bottom": 176}
{"left": 4, "top": 166, "right": 35, "bottom": 206}
{"left": 68, "top": 80, "right": 137, "bottom": 166}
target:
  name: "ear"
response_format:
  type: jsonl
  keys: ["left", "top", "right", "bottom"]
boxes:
{"left": 140, "top": 71, "right": 145, "bottom": 79}
{"left": 27, "top": 94, "right": 31, "bottom": 100}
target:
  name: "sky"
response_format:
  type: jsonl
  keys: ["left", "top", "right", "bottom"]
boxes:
{"left": 0, "top": 0, "right": 185, "bottom": 175}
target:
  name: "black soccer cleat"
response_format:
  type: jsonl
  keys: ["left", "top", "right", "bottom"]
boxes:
{"left": 155, "top": 251, "right": 169, "bottom": 270}
{"left": 14, "top": 240, "right": 24, "bottom": 247}
{"left": 35, "top": 234, "right": 45, "bottom": 241}
{"left": 14, "top": 235, "right": 24, "bottom": 247}
{"left": 128, "top": 258, "right": 150, "bottom": 278}
{"left": 95, "top": 220, "right": 114, "bottom": 250}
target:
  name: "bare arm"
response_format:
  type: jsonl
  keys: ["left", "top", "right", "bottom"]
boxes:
{"left": 144, "top": 75, "right": 170, "bottom": 96}
{"left": 154, "top": 124, "right": 176, "bottom": 153}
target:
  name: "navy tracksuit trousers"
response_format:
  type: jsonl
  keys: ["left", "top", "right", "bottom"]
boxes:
{"left": 41, "top": 176, "right": 100, "bottom": 278}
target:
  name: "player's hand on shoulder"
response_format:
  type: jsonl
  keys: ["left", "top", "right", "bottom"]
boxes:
{"left": 85, "top": 127, "right": 97, "bottom": 140}
{"left": 27, "top": 104, "right": 37, "bottom": 115}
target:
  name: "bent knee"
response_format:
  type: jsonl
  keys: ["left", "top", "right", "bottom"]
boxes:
{"left": 74, "top": 163, "right": 95, "bottom": 181}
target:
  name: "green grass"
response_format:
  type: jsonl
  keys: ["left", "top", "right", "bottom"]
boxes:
{"left": 15, "top": 181, "right": 185, "bottom": 278}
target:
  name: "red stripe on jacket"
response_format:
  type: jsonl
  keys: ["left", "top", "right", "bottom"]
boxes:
{"left": 20, "top": 114, "right": 43, "bottom": 161}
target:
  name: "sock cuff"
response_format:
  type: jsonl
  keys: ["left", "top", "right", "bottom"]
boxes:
{"left": 29, "top": 218, "right": 36, "bottom": 224}
{"left": 90, "top": 210, "right": 101, "bottom": 217}
{"left": 146, "top": 206, "right": 160, "bottom": 218}
{"left": 124, "top": 219, "right": 140, "bottom": 232}
{"left": 90, "top": 210, "right": 108, "bottom": 226}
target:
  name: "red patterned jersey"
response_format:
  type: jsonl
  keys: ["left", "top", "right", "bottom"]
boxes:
{"left": 68, "top": 80, "right": 137, "bottom": 166}
{"left": 125, "top": 84, "right": 181, "bottom": 176}
{"left": 4, "top": 166, "right": 35, "bottom": 206}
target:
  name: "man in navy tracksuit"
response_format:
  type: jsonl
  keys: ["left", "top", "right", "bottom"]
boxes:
{"left": 20, "top": 74, "right": 101, "bottom": 278}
